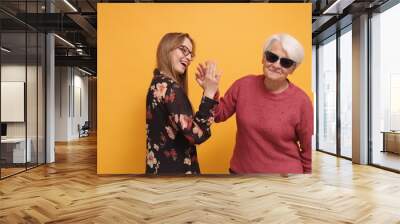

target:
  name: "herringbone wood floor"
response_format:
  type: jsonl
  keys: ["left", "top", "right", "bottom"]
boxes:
{"left": 1, "top": 135, "right": 400, "bottom": 224}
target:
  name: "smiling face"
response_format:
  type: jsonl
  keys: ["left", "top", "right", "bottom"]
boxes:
{"left": 263, "top": 40, "right": 296, "bottom": 82}
{"left": 169, "top": 37, "right": 193, "bottom": 75}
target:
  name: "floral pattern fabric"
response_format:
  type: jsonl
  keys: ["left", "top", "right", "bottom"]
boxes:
{"left": 146, "top": 69, "right": 218, "bottom": 174}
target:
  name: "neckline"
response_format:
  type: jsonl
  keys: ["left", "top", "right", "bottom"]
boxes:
{"left": 258, "top": 75, "right": 294, "bottom": 100}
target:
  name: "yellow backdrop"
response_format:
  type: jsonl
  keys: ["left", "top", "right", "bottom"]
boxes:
{"left": 98, "top": 3, "right": 312, "bottom": 174}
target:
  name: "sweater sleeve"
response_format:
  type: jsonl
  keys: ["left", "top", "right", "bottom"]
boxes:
{"left": 214, "top": 79, "right": 240, "bottom": 123}
{"left": 296, "top": 96, "right": 314, "bottom": 174}
{"left": 164, "top": 82, "right": 218, "bottom": 145}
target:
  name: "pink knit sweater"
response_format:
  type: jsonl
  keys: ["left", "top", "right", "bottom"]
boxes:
{"left": 215, "top": 75, "right": 313, "bottom": 174}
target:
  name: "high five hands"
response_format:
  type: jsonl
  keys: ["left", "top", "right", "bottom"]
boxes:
{"left": 195, "top": 61, "right": 222, "bottom": 99}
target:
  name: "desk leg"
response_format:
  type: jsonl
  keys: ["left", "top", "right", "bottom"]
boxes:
{"left": 382, "top": 133, "right": 386, "bottom": 152}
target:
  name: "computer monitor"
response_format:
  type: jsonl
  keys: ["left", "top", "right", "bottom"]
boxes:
{"left": 1, "top": 123, "right": 7, "bottom": 137}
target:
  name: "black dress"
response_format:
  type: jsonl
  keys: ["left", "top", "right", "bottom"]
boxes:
{"left": 145, "top": 69, "right": 218, "bottom": 174}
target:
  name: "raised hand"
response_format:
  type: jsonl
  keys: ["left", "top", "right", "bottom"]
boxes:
{"left": 195, "top": 61, "right": 221, "bottom": 99}
{"left": 195, "top": 62, "right": 207, "bottom": 88}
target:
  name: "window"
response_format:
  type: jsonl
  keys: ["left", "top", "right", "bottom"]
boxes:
{"left": 371, "top": 3, "right": 400, "bottom": 171}
{"left": 0, "top": 1, "right": 46, "bottom": 179}
{"left": 339, "top": 28, "right": 352, "bottom": 158}
{"left": 317, "top": 36, "right": 337, "bottom": 154}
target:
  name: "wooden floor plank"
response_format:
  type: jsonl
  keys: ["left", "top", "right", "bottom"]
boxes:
{"left": 0, "top": 135, "right": 400, "bottom": 223}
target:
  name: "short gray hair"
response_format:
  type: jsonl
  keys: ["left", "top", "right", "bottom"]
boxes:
{"left": 263, "top": 33, "right": 304, "bottom": 65}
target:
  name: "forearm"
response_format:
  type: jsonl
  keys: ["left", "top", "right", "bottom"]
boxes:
{"left": 299, "top": 133, "right": 312, "bottom": 173}
{"left": 182, "top": 96, "right": 218, "bottom": 144}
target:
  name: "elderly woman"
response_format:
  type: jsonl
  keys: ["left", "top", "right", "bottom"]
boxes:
{"left": 197, "top": 33, "right": 313, "bottom": 174}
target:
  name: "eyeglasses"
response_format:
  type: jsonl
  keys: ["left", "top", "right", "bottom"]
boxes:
{"left": 177, "top": 45, "right": 194, "bottom": 58}
{"left": 264, "top": 51, "right": 296, "bottom": 69}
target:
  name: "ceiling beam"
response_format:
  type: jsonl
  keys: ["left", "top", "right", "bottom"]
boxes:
{"left": 67, "top": 13, "right": 97, "bottom": 39}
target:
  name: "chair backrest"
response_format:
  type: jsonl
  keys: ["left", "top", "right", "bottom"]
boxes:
{"left": 82, "top": 121, "right": 90, "bottom": 129}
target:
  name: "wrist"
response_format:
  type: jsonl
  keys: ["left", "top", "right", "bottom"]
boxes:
{"left": 204, "top": 90, "right": 216, "bottom": 99}
{"left": 214, "top": 90, "right": 220, "bottom": 100}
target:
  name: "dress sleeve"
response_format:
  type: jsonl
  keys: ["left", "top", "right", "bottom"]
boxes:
{"left": 296, "top": 96, "right": 314, "bottom": 174}
{"left": 164, "top": 82, "right": 218, "bottom": 145}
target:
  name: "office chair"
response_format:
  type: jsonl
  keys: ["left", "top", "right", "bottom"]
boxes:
{"left": 79, "top": 121, "right": 90, "bottom": 138}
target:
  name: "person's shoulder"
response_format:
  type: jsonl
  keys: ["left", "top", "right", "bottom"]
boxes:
{"left": 152, "top": 73, "right": 177, "bottom": 89}
{"left": 290, "top": 83, "right": 312, "bottom": 105}
{"left": 236, "top": 74, "right": 260, "bottom": 82}
{"left": 149, "top": 75, "right": 182, "bottom": 102}
{"left": 233, "top": 74, "right": 262, "bottom": 87}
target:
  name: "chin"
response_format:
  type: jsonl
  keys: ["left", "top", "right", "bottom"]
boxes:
{"left": 173, "top": 67, "right": 185, "bottom": 75}
{"left": 265, "top": 73, "right": 281, "bottom": 80}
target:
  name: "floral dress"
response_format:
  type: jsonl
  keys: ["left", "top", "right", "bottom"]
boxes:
{"left": 146, "top": 69, "right": 218, "bottom": 174}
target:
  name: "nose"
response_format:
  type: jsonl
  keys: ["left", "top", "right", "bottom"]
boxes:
{"left": 271, "top": 59, "right": 282, "bottom": 69}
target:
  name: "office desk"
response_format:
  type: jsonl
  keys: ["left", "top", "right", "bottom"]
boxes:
{"left": 381, "top": 131, "right": 400, "bottom": 154}
{"left": 1, "top": 138, "right": 31, "bottom": 163}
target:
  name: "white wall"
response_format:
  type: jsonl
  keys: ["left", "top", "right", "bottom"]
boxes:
{"left": 55, "top": 66, "right": 70, "bottom": 141}
{"left": 1, "top": 64, "right": 26, "bottom": 81}
{"left": 55, "top": 67, "right": 89, "bottom": 141}
{"left": 1, "top": 64, "right": 46, "bottom": 163}
{"left": 1, "top": 65, "right": 37, "bottom": 137}
{"left": 72, "top": 73, "right": 89, "bottom": 138}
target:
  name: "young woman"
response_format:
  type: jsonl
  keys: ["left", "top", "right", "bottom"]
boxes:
{"left": 146, "top": 32, "right": 220, "bottom": 174}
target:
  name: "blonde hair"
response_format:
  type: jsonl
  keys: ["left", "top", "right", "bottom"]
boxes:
{"left": 156, "top": 32, "right": 195, "bottom": 93}
{"left": 263, "top": 33, "right": 304, "bottom": 65}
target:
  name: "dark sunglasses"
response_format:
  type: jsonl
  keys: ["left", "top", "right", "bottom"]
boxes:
{"left": 265, "top": 51, "right": 296, "bottom": 69}
{"left": 177, "top": 45, "right": 194, "bottom": 58}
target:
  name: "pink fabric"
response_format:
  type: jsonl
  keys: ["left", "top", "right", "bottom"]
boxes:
{"left": 215, "top": 75, "right": 313, "bottom": 174}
